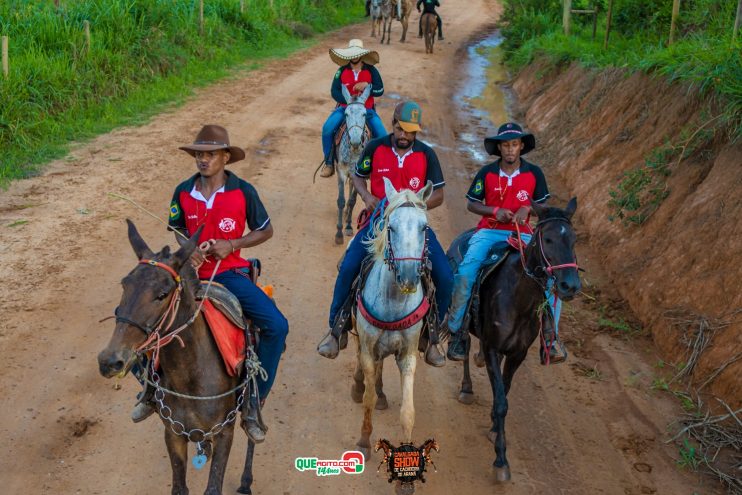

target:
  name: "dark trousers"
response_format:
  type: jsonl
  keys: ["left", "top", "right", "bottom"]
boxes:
{"left": 328, "top": 222, "right": 453, "bottom": 327}
{"left": 214, "top": 269, "right": 289, "bottom": 400}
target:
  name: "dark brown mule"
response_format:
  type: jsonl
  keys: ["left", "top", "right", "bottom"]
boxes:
{"left": 449, "top": 199, "right": 580, "bottom": 482}
{"left": 97, "top": 220, "right": 259, "bottom": 495}
{"left": 421, "top": 13, "right": 437, "bottom": 53}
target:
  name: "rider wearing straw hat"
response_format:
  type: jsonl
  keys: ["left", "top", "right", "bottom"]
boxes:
{"left": 445, "top": 123, "right": 566, "bottom": 364}
{"left": 319, "top": 39, "right": 387, "bottom": 178}
{"left": 129, "top": 125, "right": 289, "bottom": 443}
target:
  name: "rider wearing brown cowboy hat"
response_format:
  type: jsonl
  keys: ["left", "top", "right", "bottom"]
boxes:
{"left": 132, "top": 125, "right": 289, "bottom": 444}
{"left": 319, "top": 39, "right": 387, "bottom": 178}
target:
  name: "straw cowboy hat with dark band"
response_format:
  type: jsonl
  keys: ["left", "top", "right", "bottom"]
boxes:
{"left": 484, "top": 122, "right": 536, "bottom": 156}
{"left": 329, "top": 39, "right": 380, "bottom": 66}
{"left": 179, "top": 124, "right": 245, "bottom": 164}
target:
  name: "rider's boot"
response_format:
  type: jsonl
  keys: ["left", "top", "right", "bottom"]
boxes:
{"left": 539, "top": 307, "right": 566, "bottom": 365}
{"left": 446, "top": 329, "right": 469, "bottom": 362}
{"left": 317, "top": 331, "right": 339, "bottom": 358}
{"left": 423, "top": 319, "right": 445, "bottom": 367}
{"left": 242, "top": 394, "right": 267, "bottom": 443}
{"left": 319, "top": 158, "right": 334, "bottom": 178}
{"left": 437, "top": 18, "right": 444, "bottom": 40}
{"left": 131, "top": 388, "right": 155, "bottom": 423}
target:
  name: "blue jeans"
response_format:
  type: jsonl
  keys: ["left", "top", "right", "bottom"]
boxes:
{"left": 328, "top": 222, "right": 453, "bottom": 328}
{"left": 447, "top": 228, "right": 561, "bottom": 336}
{"left": 321, "top": 107, "right": 387, "bottom": 162}
{"left": 214, "top": 269, "right": 289, "bottom": 400}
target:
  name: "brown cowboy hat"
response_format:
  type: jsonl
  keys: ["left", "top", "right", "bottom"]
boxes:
{"left": 179, "top": 124, "right": 245, "bottom": 164}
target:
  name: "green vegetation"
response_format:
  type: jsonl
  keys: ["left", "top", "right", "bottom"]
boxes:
{"left": 500, "top": 0, "right": 741, "bottom": 138}
{"left": 0, "top": 0, "right": 363, "bottom": 184}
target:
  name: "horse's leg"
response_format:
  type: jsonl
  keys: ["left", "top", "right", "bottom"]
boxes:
{"left": 502, "top": 350, "right": 527, "bottom": 396}
{"left": 375, "top": 357, "right": 388, "bottom": 410}
{"left": 237, "top": 439, "right": 256, "bottom": 495}
{"left": 335, "top": 172, "right": 345, "bottom": 245}
{"left": 204, "top": 428, "right": 234, "bottom": 495}
{"left": 344, "top": 178, "right": 357, "bottom": 237}
{"left": 400, "top": 14, "right": 408, "bottom": 42}
{"left": 485, "top": 348, "right": 511, "bottom": 482}
{"left": 351, "top": 352, "right": 365, "bottom": 403}
{"left": 458, "top": 351, "right": 475, "bottom": 404}
{"left": 164, "top": 428, "right": 190, "bottom": 495}
{"left": 357, "top": 351, "right": 378, "bottom": 459}
{"left": 396, "top": 350, "right": 417, "bottom": 443}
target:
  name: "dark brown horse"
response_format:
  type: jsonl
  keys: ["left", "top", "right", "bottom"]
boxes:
{"left": 97, "top": 220, "right": 259, "bottom": 495}
{"left": 421, "top": 12, "right": 437, "bottom": 53}
{"left": 449, "top": 199, "right": 580, "bottom": 482}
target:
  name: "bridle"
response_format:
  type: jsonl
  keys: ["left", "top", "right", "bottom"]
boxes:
{"left": 344, "top": 101, "right": 369, "bottom": 147}
{"left": 383, "top": 202, "right": 430, "bottom": 276}
{"left": 515, "top": 217, "right": 579, "bottom": 282}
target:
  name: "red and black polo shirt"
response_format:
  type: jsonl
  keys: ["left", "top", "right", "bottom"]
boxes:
{"left": 466, "top": 159, "right": 549, "bottom": 233}
{"left": 168, "top": 170, "right": 270, "bottom": 279}
{"left": 331, "top": 63, "right": 384, "bottom": 110}
{"left": 355, "top": 134, "right": 445, "bottom": 200}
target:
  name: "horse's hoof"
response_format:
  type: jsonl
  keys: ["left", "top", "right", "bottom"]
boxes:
{"left": 494, "top": 465, "right": 511, "bottom": 482}
{"left": 473, "top": 351, "right": 486, "bottom": 368}
{"left": 334, "top": 233, "right": 344, "bottom": 245}
{"left": 395, "top": 481, "right": 416, "bottom": 495}
{"left": 458, "top": 391, "right": 475, "bottom": 405}
{"left": 487, "top": 430, "right": 497, "bottom": 445}
{"left": 237, "top": 486, "right": 252, "bottom": 495}
{"left": 375, "top": 394, "right": 388, "bottom": 410}
{"left": 351, "top": 383, "right": 364, "bottom": 403}
{"left": 344, "top": 228, "right": 353, "bottom": 237}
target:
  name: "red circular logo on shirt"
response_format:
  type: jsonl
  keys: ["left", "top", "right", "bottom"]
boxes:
{"left": 218, "top": 218, "right": 236, "bottom": 233}
{"left": 409, "top": 177, "right": 421, "bottom": 189}
{"left": 517, "top": 190, "right": 529, "bottom": 202}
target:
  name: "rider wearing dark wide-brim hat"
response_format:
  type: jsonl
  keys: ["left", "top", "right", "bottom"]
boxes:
{"left": 445, "top": 122, "right": 565, "bottom": 364}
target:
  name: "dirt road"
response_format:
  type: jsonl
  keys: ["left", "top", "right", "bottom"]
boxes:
{"left": 0, "top": 1, "right": 719, "bottom": 493}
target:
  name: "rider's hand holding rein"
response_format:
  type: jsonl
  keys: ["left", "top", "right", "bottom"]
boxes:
{"left": 512, "top": 205, "right": 530, "bottom": 225}
{"left": 353, "top": 81, "right": 369, "bottom": 92}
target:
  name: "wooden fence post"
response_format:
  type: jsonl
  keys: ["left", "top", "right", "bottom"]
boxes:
{"left": 83, "top": 20, "right": 90, "bottom": 55}
{"left": 200, "top": 0, "right": 204, "bottom": 35}
{"left": 563, "top": 0, "right": 572, "bottom": 35}
{"left": 2, "top": 36, "right": 8, "bottom": 79}
{"left": 604, "top": 0, "right": 614, "bottom": 49}
{"left": 240, "top": 0, "right": 245, "bottom": 14}
{"left": 733, "top": 0, "right": 742, "bottom": 44}
{"left": 669, "top": 0, "right": 680, "bottom": 45}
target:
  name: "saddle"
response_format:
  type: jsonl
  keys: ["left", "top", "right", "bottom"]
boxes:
{"left": 330, "top": 120, "right": 372, "bottom": 164}
{"left": 447, "top": 230, "right": 523, "bottom": 339}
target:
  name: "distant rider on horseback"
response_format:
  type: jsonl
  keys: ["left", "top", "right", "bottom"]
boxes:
{"left": 317, "top": 101, "right": 453, "bottom": 366}
{"left": 320, "top": 39, "right": 387, "bottom": 178}
{"left": 446, "top": 123, "right": 566, "bottom": 364}
{"left": 417, "top": 0, "right": 444, "bottom": 40}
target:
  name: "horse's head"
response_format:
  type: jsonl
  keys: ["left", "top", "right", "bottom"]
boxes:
{"left": 421, "top": 438, "right": 440, "bottom": 455}
{"left": 97, "top": 220, "right": 201, "bottom": 378}
{"left": 342, "top": 84, "right": 372, "bottom": 151}
{"left": 368, "top": 177, "right": 432, "bottom": 294}
{"left": 530, "top": 198, "right": 581, "bottom": 300}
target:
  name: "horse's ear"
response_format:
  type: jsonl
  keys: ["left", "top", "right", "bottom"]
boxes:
{"left": 126, "top": 219, "right": 154, "bottom": 260}
{"left": 530, "top": 200, "right": 547, "bottom": 219}
{"left": 341, "top": 84, "right": 353, "bottom": 105}
{"left": 383, "top": 176, "right": 398, "bottom": 199}
{"left": 172, "top": 225, "right": 204, "bottom": 270}
{"left": 565, "top": 197, "right": 577, "bottom": 219}
{"left": 417, "top": 180, "right": 433, "bottom": 203}
{"left": 357, "top": 84, "right": 373, "bottom": 105}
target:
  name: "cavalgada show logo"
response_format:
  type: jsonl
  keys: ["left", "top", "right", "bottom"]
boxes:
{"left": 295, "top": 451, "right": 364, "bottom": 476}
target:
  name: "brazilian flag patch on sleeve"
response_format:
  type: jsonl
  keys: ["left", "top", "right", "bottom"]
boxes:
{"left": 359, "top": 156, "right": 372, "bottom": 173}
{"left": 473, "top": 179, "right": 483, "bottom": 194}
{"left": 169, "top": 201, "right": 181, "bottom": 221}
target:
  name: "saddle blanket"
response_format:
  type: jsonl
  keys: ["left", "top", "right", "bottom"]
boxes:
{"left": 202, "top": 299, "right": 245, "bottom": 377}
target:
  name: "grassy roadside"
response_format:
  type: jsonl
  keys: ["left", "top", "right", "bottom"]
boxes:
{"left": 0, "top": 0, "right": 363, "bottom": 185}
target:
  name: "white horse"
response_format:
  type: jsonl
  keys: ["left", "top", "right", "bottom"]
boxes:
{"left": 352, "top": 177, "right": 433, "bottom": 462}
{"left": 334, "top": 84, "right": 372, "bottom": 244}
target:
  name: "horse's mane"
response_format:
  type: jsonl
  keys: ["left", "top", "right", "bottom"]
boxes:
{"left": 364, "top": 189, "right": 427, "bottom": 261}
{"left": 534, "top": 205, "right": 572, "bottom": 225}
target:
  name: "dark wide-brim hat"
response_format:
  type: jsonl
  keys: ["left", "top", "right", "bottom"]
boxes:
{"left": 179, "top": 124, "right": 245, "bottom": 164}
{"left": 484, "top": 122, "right": 536, "bottom": 156}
